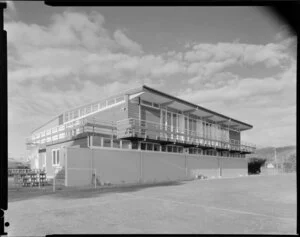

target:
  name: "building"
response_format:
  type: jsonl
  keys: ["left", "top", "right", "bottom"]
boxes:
{"left": 26, "top": 85, "right": 256, "bottom": 186}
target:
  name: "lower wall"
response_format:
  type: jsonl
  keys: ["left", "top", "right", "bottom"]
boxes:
{"left": 65, "top": 148, "right": 248, "bottom": 187}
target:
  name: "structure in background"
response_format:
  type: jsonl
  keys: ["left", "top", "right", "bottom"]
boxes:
{"left": 26, "top": 85, "right": 256, "bottom": 186}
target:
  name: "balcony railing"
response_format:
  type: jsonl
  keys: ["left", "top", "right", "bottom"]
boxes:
{"left": 26, "top": 117, "right": 256, "bottom": 153}
{"left": 26, "top": 118, "right": 117, "bottom": 147}
{"left": 116, "top": 118, "right": 256, "bottom": 153}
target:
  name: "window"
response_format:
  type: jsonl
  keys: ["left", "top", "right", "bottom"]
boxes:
{"left": 100, "top": 101, "right": 106, "bottom": 109}
{"left": 142, "top": 100, "right": 152, "bottom": 106}
{"left": 80, "top": 108, "right": 85, "bottom": 117}
{"left": 132, "top": 141, "right": 138, "bottom": 150}
{"left": 173, "top": 146, "right": 177, "bottom": 153}
{"left": 122, "top": 140, "right": 130, "bottom": 149}
{"left": 107, "top": 99, "right": 115, "bottom": 106}
{"left": 178, "top": 147, "right": 183, "bottom": 153}
{"left": 116, "top": 96, "right": 125, "bottom": 103}
{"left": 74, "top": 110, "right": 79, "bottom": 119}
{"left": 92, "top": 104, "right": 98, "bottom": 112}
{"left": 103, "top": 138, "right": 111, "bottom": 147}
{"left": 161, "top": 146, "right": 166, "bottom": 152}
{"left": 154, "top": 144, "right": 159, "bottom": 151}
{"left": 153, "top": 103, "right": 159, "bottom": 108}
{"left": 52, "top": 149, "right": 60, "bottom": 166}
{"left": 141, "top": 143, "right": 146, "bottom": 150}
{"left": 86, "top": 106, "right": 91, "bottom": 114}
{"left": 147, "top": 143, "right": 153, "bottom": 151}
{"left": 167, "top": 146, "right": 172, "bottom": 153}
{"left": 113, "top": 139, "right": 120, "bottom": 148}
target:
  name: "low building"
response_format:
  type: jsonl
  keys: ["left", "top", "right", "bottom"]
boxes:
{"left": 26, "top": 85, "right": 256, "bottom": 186}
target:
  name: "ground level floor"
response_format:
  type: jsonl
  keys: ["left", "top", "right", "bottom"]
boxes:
{"left": 28, "top": 134, "right": 251, "bottom": 187}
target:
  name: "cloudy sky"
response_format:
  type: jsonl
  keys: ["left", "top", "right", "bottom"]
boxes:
{"left": 5, "top": 2, "right": 296, "bottom": 158}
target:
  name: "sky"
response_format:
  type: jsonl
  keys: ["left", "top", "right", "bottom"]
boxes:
{"left": 4, "top": 2, "right": 297, "bottom": 159}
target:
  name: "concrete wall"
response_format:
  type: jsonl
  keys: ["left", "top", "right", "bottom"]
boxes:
{"left": 65, "top": 148, "right": 248, "bottom": 187}
{"left": 186, "top": 155, "right": 220, "bottom": 178}
{"left": 142, "top": 152, "right": 186, "bottom": 182}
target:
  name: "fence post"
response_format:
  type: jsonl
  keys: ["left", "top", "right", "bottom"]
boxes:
{"left": 53, "top": 172, "right": 55, "bottom": 192}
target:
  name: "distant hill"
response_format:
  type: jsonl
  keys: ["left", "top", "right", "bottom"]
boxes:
{"left": 247, "top": 145, "right": 296, "bottom": 163}
{"left": 8, "top": 157, "right": 30, "bottom": 169}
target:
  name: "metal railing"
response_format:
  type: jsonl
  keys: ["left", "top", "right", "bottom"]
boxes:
{"left": 26, "top": 118, "right": 117, "bottom": 147}
{"left": 116, "top": 118, "right": 256, "bottom": 153}
{"left": 27, "top": 117, "right": 256, "bottom": 153}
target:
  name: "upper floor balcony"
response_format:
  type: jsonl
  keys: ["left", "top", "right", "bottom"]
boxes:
{"left": 26, "top": 117, "right": 256, "bottom": 154}
{"left": 116, "top": 118, "right": 256, "bottom": 154}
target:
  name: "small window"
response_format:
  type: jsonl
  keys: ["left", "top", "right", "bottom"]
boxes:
{"left": 178, "top": 147, "right": 183, "bottom": 153}
{"left": 142, "top": 100, "right": 152, "bottom": 106}
{"left": 107, "top": 99, "right": 115, "bottom": 106}
{"left": 92, "top": 104, "right": 98, "bottom": 112}
{"left": 122, "top": 140, "right": 130, "bottom": 149}
{"left": 52, "top": 149, "right": 60, "bottom": 166}
{"left": 80, "top": 108, "right": 85, "bottom": 117}
{"left": 147, "top": 143, "right": 153, "bottom": 151}
{"left": 100, "top": 101, "right": 106, "bottom": 109}
{"left": 113, "top": 139, "right": 120, "bottom": 148}
{"left": 74, "top": 110, "right": 79, "bottom": 119}
{"left": 86, "top": 106, "right": 91, "bottom": 114}
{"left": 141, "top": 143, "right": 146, "bottom": 150}
{"left": 132, "top": 141, "right": 138, "bottom": 150}
{"left": 103, "top": 138, "right": 111, "bottom": 147}
{"left": 153, "top": 103, "right": 159, "bottom": 108}
{"left": 116, "top": 96, "right": 125, "bottom": 103}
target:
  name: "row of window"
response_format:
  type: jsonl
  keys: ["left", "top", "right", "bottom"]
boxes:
{"left": 64, "top": 96, "right": 125, "bottom": 123}
{"left": 90, "top": 138, "right": 245, "bottom": 157}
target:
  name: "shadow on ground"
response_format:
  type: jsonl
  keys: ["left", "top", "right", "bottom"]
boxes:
{"left": 8, "top": 180, "right": 188, "bottom": 202}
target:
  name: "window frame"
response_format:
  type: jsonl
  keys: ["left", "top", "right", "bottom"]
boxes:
{"left": 52, "top": 149, "right": 60, "bottom": 166}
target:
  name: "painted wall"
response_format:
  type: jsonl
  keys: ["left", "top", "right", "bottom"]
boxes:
{"left": 127, "top": 97, "right": 139, "bottom": 120}
{"left": 220, "top": 158, "right": 248, "bottom": 177}
{"left": 186, "top": 155, "right": 220, "bottom": 178}
{"left": 65, "top": 147, "right": 248, "bottom": 187}
{"left": 44, "top": 137, "right": 88, "bottom": 178}
{"left": 142, "top": 151, "right": 186, "bottom": 182}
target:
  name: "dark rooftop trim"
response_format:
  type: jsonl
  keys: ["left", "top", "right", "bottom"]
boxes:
{"left": 142, "top": 85, "right": 253, "bottom": 129}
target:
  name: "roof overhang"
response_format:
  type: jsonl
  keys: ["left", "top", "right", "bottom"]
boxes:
{"left": 140, "top": 86, "right": 253, "bottom": 131}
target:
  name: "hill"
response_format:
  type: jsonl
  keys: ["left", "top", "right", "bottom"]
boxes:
{"left": 247, "top": 145, "right": 296, "bottom": 163}
{"left": 8, "top": 157, "right": 30, "bottom": 169}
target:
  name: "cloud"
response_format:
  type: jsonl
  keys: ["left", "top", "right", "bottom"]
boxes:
{"left": 6, "top": 9, "right": 296, "bottom": 155}
{"left": 113, "top": 29, "right": 143, "bottom": 54}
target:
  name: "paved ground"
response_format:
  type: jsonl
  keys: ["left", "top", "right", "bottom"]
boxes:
{"left": 6, "top": 173, "right": 297, "bottom": 235}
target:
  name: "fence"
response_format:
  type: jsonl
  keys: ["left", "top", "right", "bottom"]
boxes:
{"left": 64, "top": 147, "right": 248, "bottom": 187}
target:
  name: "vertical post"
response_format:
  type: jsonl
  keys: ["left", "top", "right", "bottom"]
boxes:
{"left": 139, "top": 150, "right": 143, "bottom": 183}
{"left": 94, "top": 169, "right": 96, "bottom": 189}
{"left": 53, "top": 170, "right": 56, "bottom": 192}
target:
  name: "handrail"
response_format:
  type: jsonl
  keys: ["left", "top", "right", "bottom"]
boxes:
{"left": 116, "top": 118, "right": 256, "bottom": 150}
